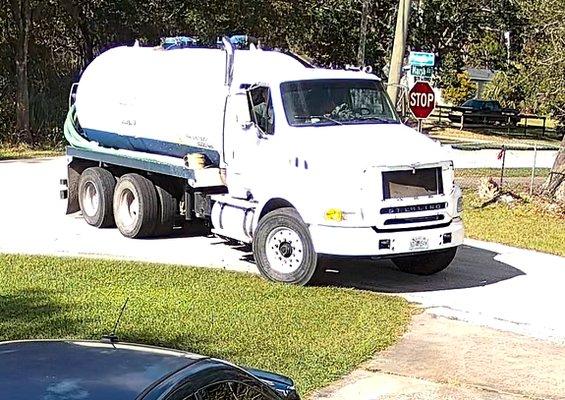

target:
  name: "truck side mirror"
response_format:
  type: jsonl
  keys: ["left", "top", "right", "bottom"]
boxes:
{"left": 241, "top": 121, "right": 254, "bottom": 130}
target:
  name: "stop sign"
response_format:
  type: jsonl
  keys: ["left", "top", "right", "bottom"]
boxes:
{"left": 409, "top": 81, "right": 436, "bottom": 119}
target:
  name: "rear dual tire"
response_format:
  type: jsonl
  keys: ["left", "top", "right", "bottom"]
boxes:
{"left": 153, "top": 182, "right": 176, "bottom": 237}
{"left": 113, "top": 173, "right": 159, "bottom": 238}
{"left": 78, "top": 167, "right": 116, "bottom": 228}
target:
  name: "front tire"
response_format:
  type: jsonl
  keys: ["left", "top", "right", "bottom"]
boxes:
{"left": 392, "top": 247, "right": 458, "bottom": 275}
{"left": 113, "top": 173, "right": 159, "bottom": 238}
{"left": 78, "top": 167, "right": 116, "bottom": 228}
{"left": 253, "top": 207, "right": 318, "bottom": 285}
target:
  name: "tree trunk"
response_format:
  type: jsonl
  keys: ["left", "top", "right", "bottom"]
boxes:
{"left": 10, "top": 0, "right": 32, "bottom": 144}
{"left": 544, "top": 135, "right": 565, "bottom": 202}
{"left": 357, "top": 0, "right": 370, "bottom": 66}
{"left": 60, "top": 1, "right": 95, "bottom": 68}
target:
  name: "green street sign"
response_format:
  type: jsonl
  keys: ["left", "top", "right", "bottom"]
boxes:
{"left": 409, "top": 51, "right": 435, "bottom": 67}
{"left": 411, "top": 65, "right": 433, "bottom": 77}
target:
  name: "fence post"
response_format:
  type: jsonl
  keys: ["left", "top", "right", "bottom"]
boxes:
{"left": 499, "top": 145, "right": 506, "bottom": 189}
{"left": 542, "top": 117, "right": 546, "bottom": 137}
{"left": 460, "top": 114, "right": 464, "bottom": 131}
{"left": 530, "top": 145, "right": 538, "bottom": 196}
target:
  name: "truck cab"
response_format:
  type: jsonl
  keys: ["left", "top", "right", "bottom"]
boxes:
{"left": 218, "top": 68, "right": 464, "bottom": 284}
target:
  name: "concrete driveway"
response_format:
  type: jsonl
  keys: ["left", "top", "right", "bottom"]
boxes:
{"left": 0, "top": 157, "right": 564, "bottom": 343}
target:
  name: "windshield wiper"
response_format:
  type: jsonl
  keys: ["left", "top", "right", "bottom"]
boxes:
{"left": 354, "top": 116, "right": 397, "bottom": 123}
{"left": 294, "top": 115, "right": 343, "bottom": 125}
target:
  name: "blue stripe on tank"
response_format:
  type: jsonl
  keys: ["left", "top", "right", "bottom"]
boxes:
{"left": 82, "top": 128, "right": 220, "bottom": 166}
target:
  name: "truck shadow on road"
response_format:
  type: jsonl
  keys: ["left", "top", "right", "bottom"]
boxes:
{"left": 312, "top": 245, "right": 525, "bottom": 293}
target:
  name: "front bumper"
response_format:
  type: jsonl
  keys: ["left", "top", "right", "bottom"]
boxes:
{"left": 309, "top": 218, "right": 464, "bottom": 257}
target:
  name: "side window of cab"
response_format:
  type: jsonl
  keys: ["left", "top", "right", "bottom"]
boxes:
{"left": 247, "top": 86, "right": 275, "bottom": 135}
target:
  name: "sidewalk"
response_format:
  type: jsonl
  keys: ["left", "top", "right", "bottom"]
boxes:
{"left": 311, "top": 312, "right": 565, "bottom": 400}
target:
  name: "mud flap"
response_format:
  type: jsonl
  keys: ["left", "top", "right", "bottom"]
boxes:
{"left": 64, "top": 157, "right": 93, "bottom": 214}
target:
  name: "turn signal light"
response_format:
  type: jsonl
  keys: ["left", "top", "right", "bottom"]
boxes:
{"left": 325, "top": 209, "right": 343, "bottom": 222}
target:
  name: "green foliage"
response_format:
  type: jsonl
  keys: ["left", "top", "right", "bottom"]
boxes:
{"left": 467, "top": 32, "right": 507, "bottom": 71}
{"left": 0, "top": 254, "right": 411, "bottom": 395}
{"left": 516, "top": 0, "right": 565, "bottom": 129}
{"left": 483, "top": 70, "right": 526, "bottom": 110}
{"left": 441, "top": 71, "right": 476, "bottom": 106}
{"left": 0, "top": 145, "right": 62, "bottom": 160}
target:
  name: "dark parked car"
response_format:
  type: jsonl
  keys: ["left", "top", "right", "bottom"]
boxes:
{"left": 0, "top": 340, "right": 300, "bottom": 400}
{"left": 448, "top": 99, "right": 520, "bottom": 125}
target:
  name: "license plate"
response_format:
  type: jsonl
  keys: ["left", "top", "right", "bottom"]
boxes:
{"left": 410, "top": 236, "right": 429, "bottom": 251}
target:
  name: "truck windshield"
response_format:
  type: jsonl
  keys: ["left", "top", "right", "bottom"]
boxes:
{"left": 280, "top": 79, "right": 400, "bottom": 127}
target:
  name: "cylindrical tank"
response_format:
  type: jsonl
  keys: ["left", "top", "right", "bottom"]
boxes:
{"left": 74, "top": 45, "right": 307, "bottom": 165}
{"left": 211, "top": 201, "right": 255, "bottom": 241}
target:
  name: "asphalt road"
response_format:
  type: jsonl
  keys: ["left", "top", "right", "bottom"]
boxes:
{"left": 0, "top": 157, "right": 564, "bottom": 343}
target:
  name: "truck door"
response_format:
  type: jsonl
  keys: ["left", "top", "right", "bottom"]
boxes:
{"left": 223, "top": 85, "right": 276, "bottom": 199}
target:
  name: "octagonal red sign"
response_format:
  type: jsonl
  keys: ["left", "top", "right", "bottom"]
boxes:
{"left": 409, "top": 81, "right": 436, "bottom": 119}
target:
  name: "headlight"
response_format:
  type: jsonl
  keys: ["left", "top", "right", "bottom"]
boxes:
{"left": 457, "top": 196, "right": 464, "bottom": 213}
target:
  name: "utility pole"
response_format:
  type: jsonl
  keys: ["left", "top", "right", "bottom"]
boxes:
{"left": 387, "top": 0, "right": 411, "bottom": 105}
{"left": 357, "top": 0, "right": 370, "bottom": 66}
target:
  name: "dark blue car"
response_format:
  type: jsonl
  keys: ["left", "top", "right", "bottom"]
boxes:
{"left": 0, "top": 340, "right": 300, "bottom": 400}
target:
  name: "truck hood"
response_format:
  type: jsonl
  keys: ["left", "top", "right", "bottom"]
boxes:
{"left": 289, "top": 123, "right": 452, "bottom": 170}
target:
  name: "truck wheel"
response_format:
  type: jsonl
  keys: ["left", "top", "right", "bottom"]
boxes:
{"left": 153, "top": 183, "right": 176, "bottom": 237}
{"left": 78, "top": 167, "right": 116, "bottom": 228}
{"left": 113, "top": 173, "right": 158, "bottom": 238}
{"left": 392, "top": 247, "right": 458, "bottom": 275}
{"left": 253, "top": 207, "right": 318, "bottom": 285}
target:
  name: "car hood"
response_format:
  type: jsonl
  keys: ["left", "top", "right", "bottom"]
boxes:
{"left": 287, "top": 123, "right": 452, "bottom": 170}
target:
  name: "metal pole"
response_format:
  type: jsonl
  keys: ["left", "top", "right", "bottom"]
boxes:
{"left": 387, "top": 0, "right": 411, "bottom": 104}
{"left": 530, "top": 145, "right": 537, "bottom": 196}
{"left": 500, "top": 145, "right": 506, "bottom": 189}
{"left": 357, "top": 0, "right": 370, "bottom": 66}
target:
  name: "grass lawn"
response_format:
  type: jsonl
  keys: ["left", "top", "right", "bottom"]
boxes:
{"left": 462, "top": 192, "right": 565, "bottom": 256}
{"left": 0, "top": 254, "right": 411, "bottom": 395}
{"left": 0, "top": 145, "right": 62, "bottom": 161}
{"left": 428, "top": 126, "right": 561, "bottom": 150}
{"left": 456, "top": 168, "right": 551, "bottom": 178}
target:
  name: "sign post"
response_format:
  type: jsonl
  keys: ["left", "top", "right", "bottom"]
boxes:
{"left": 408, "top": 81, "right": 436, "bottom": 133}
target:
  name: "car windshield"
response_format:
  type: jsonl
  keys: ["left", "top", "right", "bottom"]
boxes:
{"left": 462, "top": 100, "right": 481, "bottom": 108}
{"left": 280, "top": 79, "right": 400, "bottom": 127}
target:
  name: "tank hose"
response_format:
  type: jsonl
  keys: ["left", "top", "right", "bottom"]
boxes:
{"left": 63, "top": 106, "right": 183, "bottom": 164}
{"left": 63, "top": 106, "right": 98, "bottom": 150}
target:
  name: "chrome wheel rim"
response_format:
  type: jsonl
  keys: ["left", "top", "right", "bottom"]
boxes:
{"left": 265, "top": 227, "right": 304, "bottom": 274}
{"left": 117, "top": 188, "right": 139, "bottom": 230}
{"left": 82, "top": 182, "right": 99, "bottom": 217}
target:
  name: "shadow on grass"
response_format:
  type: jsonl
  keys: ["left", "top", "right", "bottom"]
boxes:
{"left": 0, "top": 289, "right": 212, "bottom": 354}
{"left": 312, "top": 244, "right": 525, "bottom": 293}
{"left": 0, "top": 289, "right": 85, "bottom": 340}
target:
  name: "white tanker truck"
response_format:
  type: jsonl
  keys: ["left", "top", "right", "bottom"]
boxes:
{"left": 61, "top": 37, "right": 464, "bottom": 285}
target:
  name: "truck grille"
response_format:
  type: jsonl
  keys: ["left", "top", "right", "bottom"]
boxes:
{"left": 384, "top": 215, "right": 444, "bottom": 225}
{"left": 380, "top": 202, "right": 446, "bottom": 214}
{"left": 382, "top": 167, "right": 443, "bottom": 199}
